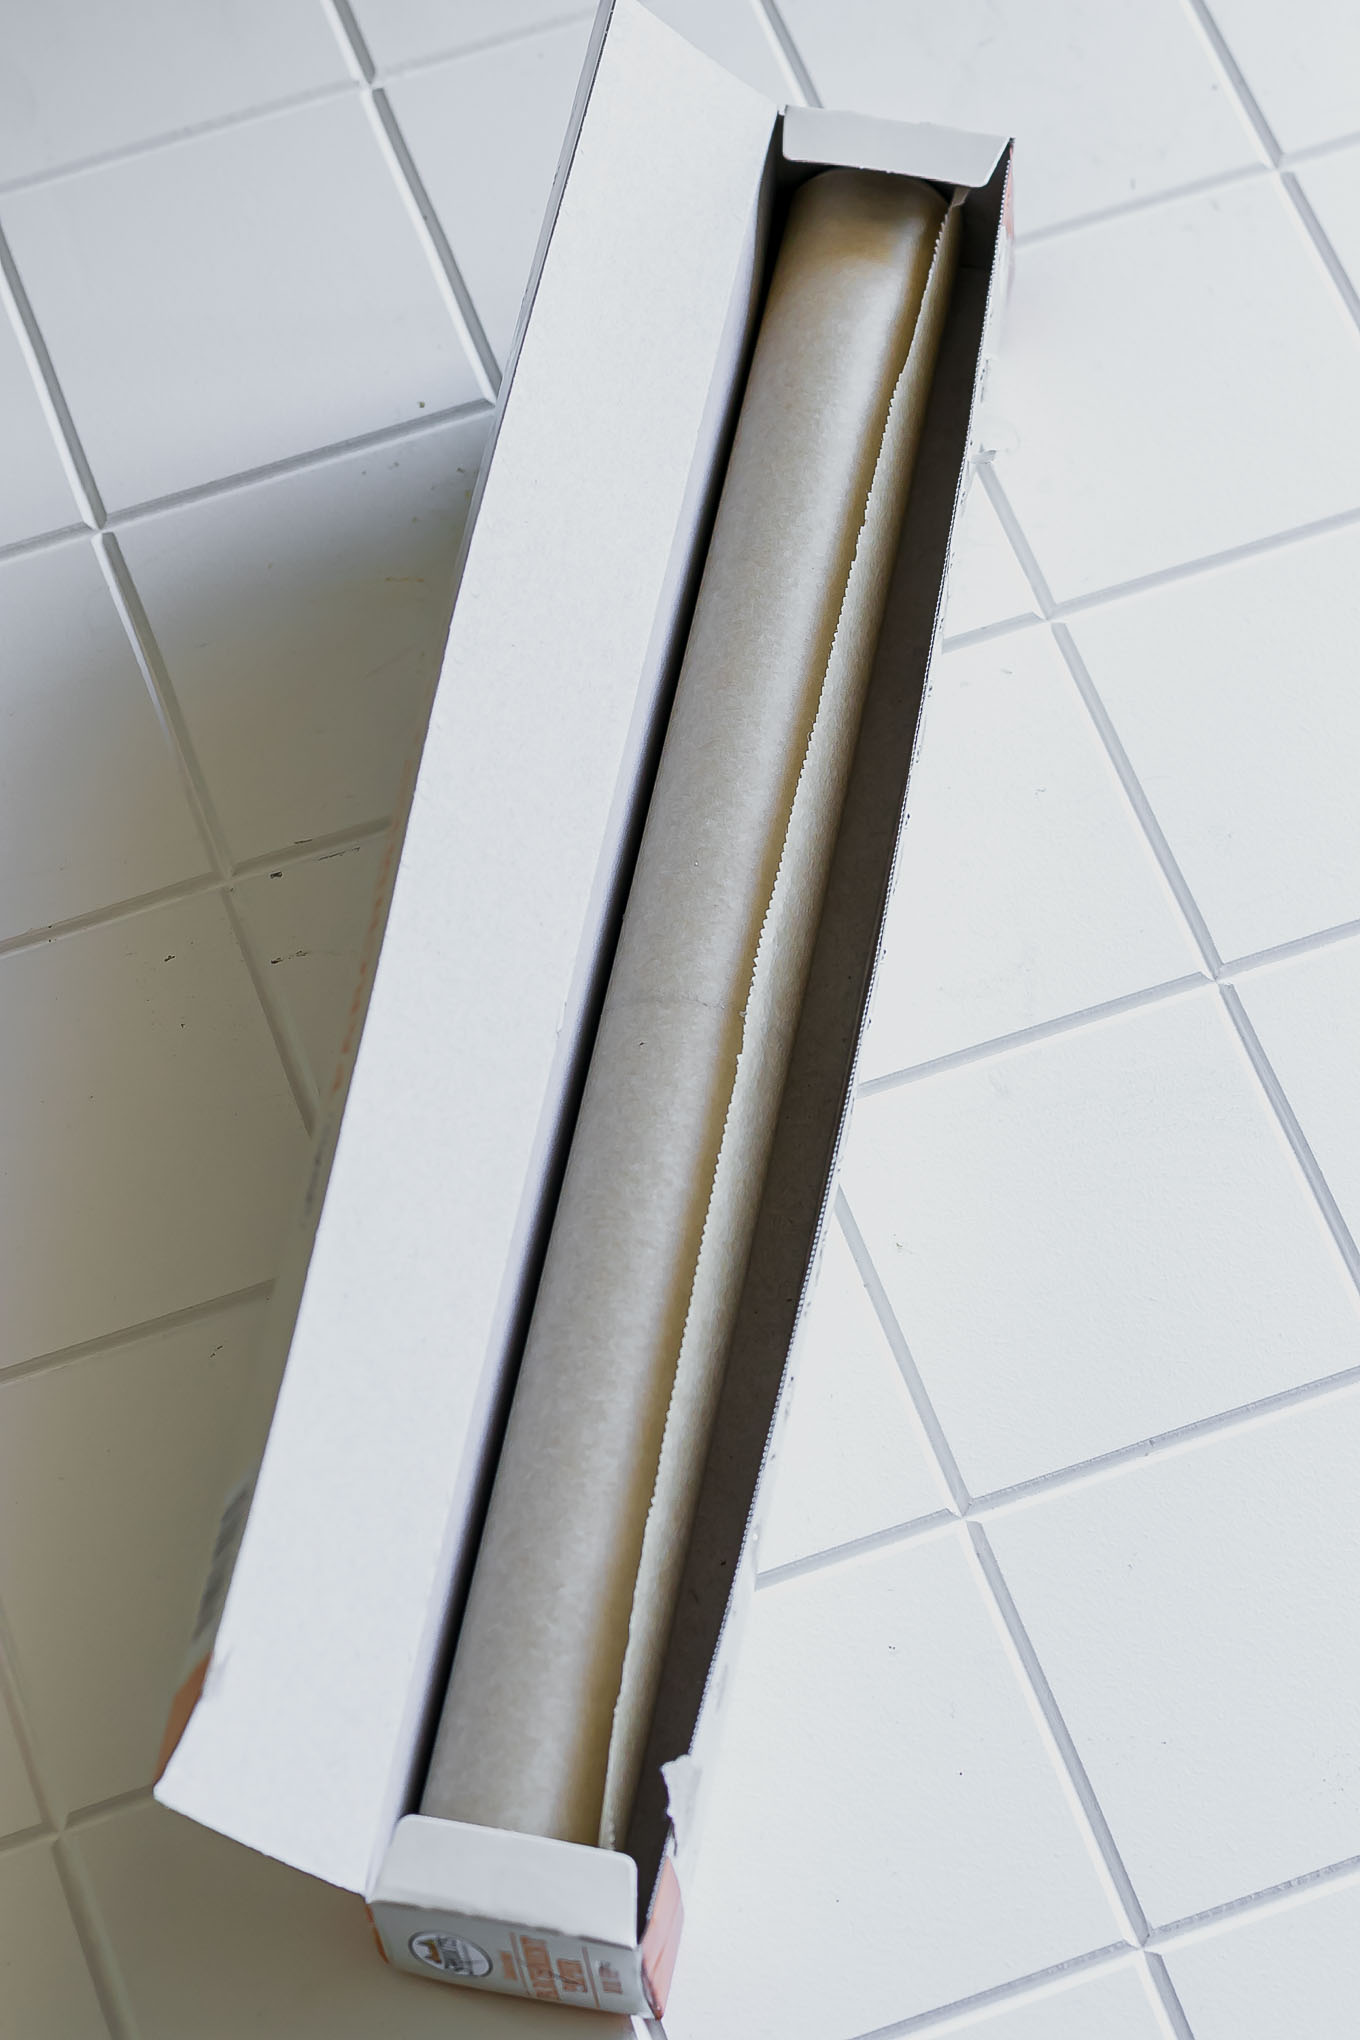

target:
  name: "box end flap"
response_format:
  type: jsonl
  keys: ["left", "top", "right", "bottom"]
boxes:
{"left": 783, "top": 105, "right": 1009, "bottom": 188}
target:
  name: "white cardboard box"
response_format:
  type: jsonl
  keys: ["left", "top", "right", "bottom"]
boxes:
{"left": 154, "top": 0, "right": 1011, "bottom": 2015}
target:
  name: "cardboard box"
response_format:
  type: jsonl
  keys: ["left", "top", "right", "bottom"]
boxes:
{"left": 155, "top": 0, "right": 1011, "bottom": 2016}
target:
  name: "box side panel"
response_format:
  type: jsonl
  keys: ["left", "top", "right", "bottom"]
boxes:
{"left": 157, "top": 0, "right": 777, "bottom": 1895}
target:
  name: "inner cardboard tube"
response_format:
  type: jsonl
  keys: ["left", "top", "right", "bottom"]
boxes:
{"left": 422, "top": 166, "right": 959, "bottom": 1850}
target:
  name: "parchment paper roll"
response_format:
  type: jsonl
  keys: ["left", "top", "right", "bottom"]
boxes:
{"left": 423, "top": 168, "right": 958, "bottom": 1848}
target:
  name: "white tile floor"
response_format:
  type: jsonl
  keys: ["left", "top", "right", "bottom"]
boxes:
{"left": 1, "top": 3, "right": 1357, "bottom": 2036}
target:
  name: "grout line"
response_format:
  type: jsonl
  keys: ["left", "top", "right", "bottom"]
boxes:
{"left": 1150, "top": 1852, "right": 1360, "bottom": 1945}
{"left": 0, "top": 1610, "right": 135, "bottom": 2038}
{"left": 834, "top": 1207, "right": 1191, "bottom": 2033}
{"left": 1221, "top": 913, "right": 1360, "bottom": 978}
{"left": 220, "top": 889, "right": 320, "bottom": 1136}
{"left": 0, "top": 82, "right": 358, "bottom": 202}
{"left": 938, "top": 608, "right": 1043, "bottom": 654}
{"left": 1014, "top": 160, "right": 1271, "bottom": 246}
{"left": 0, "top": 873, "right": 221, "bottom": 962}
{"left": 323, "top": 0, "right": 501, "bottom": 400}
{"left": 848, "top": 1945, "right": 1138, "bottom": 2039}
{"left": 757, "top": 1348, "right": 1360, "bottom": 1590}
{"left": 857, "top": 975, "right": 1209, "bottom": 1096}
{"left": 0, "top": 819, "right": 389, "bottom": 964}
{"left": 967, "top": 1529, "right": 1179, "bottom": 1983}
{"left": 233, "top": 817, "right": 392, "bottom": 879}
{"left": 63, "top": 1787, "right": 155, "bottom": 1833}
{"left": 1283, "top": 128, "right": 1360, "bottom": 167}
{"left": 51, "top": 1834, "right": 139, "bottom": 2040}
{"left": 847, "top": 1844, "right": 1360, "bottom": 2040}
{"left": 0, "top": 518, "right": 89, "bottom": 566}
{"left": 1281, "top": 168, "right": 1360, "bottom": 330}
{"left": 93, "top": 536, "right": 233, "bottom": 875}
{"left": 1051, "top": 622, "right": 1222, "bottom": 972}
{"left": 111, "top": 398, "right": 493, "bottom": 528}
{"left": 0, "top": 16, "right": 599, "bottom": 207}
{"left": 1183, "top": 0, "right": 1360, "bottom": 356}
{"left": 2, "top": 1282, "right": 274, "bottom": 1386}
{"left": 984, "top": 460, "right": 1360, "bottom": 1371}
{"left": 0, "top": 1821, "right": 54, "bottom": 1859}
{"left": 0, "top": 224, "right": 104, "bottom": 528}
{"left": 95, "top": 532, "right": 322, "bottom": 1134}
{"left": 1049, "top": 499, "right": 1360, "bottom": 620}
{"left": 976, "top": 461, "right": 1057, "bottom": 611}
{"left": 1141, "top": 1952, "right": 1199, "bottom": 2039}
{"left": 982, "top": 465, "right": 1226, "bottom": 978}
{"left": 0, "top": 398, "right": 492, "bottom": 570}
{"left": 757, "top": 1509, "right": 959, "bottom": 1590}
{"left": 1182, "top": 0, "right": 1283, "bottom": 164}
{"left": 1218, "top": 984, "right": 1360, "bottom": 1290}
{"left": 378, "top": 7, "right": 598, "bottom": 79}
{"left": 836, "top": 1194, "right": 971, "bottom": 1515}
{"left": 753, "top": 0, "right": 821, "bottom": 105}
{"left": 856, "top": 907, "right": 1360, "bottom": 1099}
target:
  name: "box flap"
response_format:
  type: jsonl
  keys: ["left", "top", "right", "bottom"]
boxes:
{"left": 783, "top": 105, "right": 1008, "bottom": 188}
{"left": 155, "top": 0, "right": 778, "bottom": 1895}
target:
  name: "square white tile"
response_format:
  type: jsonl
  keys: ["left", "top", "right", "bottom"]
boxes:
{"left": 0, "top": 538, "right": 208, "bottom": 942}
{"left": 844, "top": 988, "right": 1360, "bottom": 1494}
{"left": 0, "top": 304, "right": 80, "bottom": 548}
{"left": 857, "top": 626, "right": 1202, "bottom": 1080}
{"left": 0, "top": 894, "right": 308, "bottom": 1369}
{"left": 387, "top": 19, "right": 592, "bottom": 366}
{"left": 1236, "top": 934, "right": 1360, "bottom": 1247}
{"left": 940, "top": 476, "right": 1039, "bottom": 643}
{"left": 72, "top": 1801, "right": 628, "bottom": 2039}
{"left": 987, "top": 180, "right": 1360, "bottom": 601}
{"left": 1210, "top": 0, "right": 1360, "bottom": 153}
{"left": 1070, "top": 524, "right": 1360, "bottom": 962}
{"left": 118, "top": 414, "right": 487, "bottom": 864}
{"left": 925, "top": 1960, "right": 1170, "bottom": 2040}
{"left": 232, "top": 838, "right": 387, "bottom": 1101}
{"left": 641, "top": 0, "right": 792, "bottom": 99}
{"left": 756, "top": 1214, "right": 954, "bottom": 1574}
{"left": 0, "top": 1298, "right": 267, "bottom": 1818}
{"left": 0, "top": 1684, "right": 40, "bottom": 1841}
{"left": 1297, "top": 141, "right": 1360, "bottom": 297}
{"left": 0, "top": 97, "right": 482, "bottom": 510}
{"left": 777, "top": 0, "right": 1262, "bottom": 234}
{"left": 986, "top": 1385, "right": 1360, "bottom": 1922}
{"left": 665, "top": 1529, "right": 1122, "bottom": 2040}
{"left": 0, "top": 1842, "right": 108, "bottom": 2039}
{"left": 352, "top": 0, "right": 592, "bottom": 73}
{"left": 0, "top": 0, "right": 349, "bottom": 186}
{"left": 1162, "top": 1876, "right": 1360, "bottom": 2039}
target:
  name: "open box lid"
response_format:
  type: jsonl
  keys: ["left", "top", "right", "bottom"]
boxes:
{"left": 155, "top": 0, "right": 1006, "bottom": 1902}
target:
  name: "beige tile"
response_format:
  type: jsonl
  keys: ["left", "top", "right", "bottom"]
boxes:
{"left": 119, "top": 414, "right": 487, "bottom": 864}
{"left": 0, "top": 1684, "right": 41, "bottom": 1840}
{"left": 0, "top": 538, "right": 208, "bottom": 944}
{"left": 0, "top": 1841, "right": 108, "bottom": 2038}
{"left": 0, "top": 1298, "right": 267, "bottom": 1817}
{"left": 74, "top": 1802, "right": 631, "bottom": 2039}
{"left": 0, "top": 893, "right": 308, "bottom": 1368}
{"left": 233, "top": 838, "right": 386, "bottom": 1100}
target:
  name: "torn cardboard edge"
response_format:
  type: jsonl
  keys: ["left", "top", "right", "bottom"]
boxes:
{"left": 153, "top": 0, "right": 1011, "bottom": 2017}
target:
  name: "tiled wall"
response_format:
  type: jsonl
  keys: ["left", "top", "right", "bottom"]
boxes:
{"left": 1, "top": 3, "right": 1358, "bottom": 2037}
